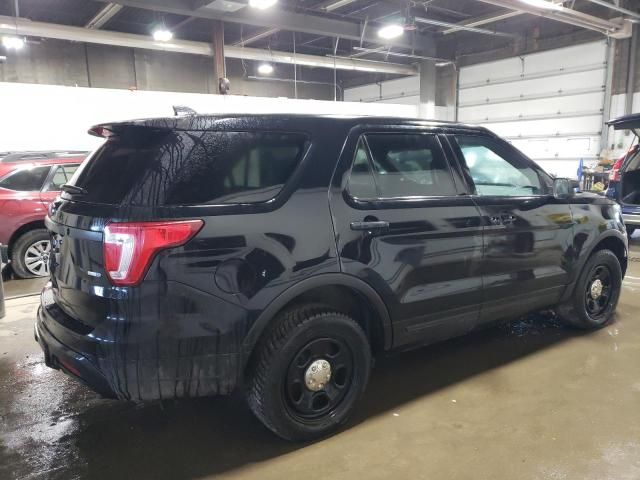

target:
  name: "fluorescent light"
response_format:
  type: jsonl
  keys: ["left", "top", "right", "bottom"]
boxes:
{"left": 519, "top": 0, "right": 563, "bottom": 10}
{"left": 249, "top": 0, "right": 277, "bottom": 9}
{"left": 152, "top": 28, "right": 173, "bottom": 42}
{"left": 377, "top": 24, "right": 404, "bottom": 40}
{"left": 2, "top": 36, "right": 25, "bottom": 49}
{"left": 258, "top": 63, "right": 274, "bottom": 75}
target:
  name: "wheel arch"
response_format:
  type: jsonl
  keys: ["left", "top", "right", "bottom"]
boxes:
{"left": 587, "top": 231, "right": 628, "bottom": 277}
{"left": 562, "top": 230, "right": 628, "bottom": 303}
{"left": 242, "top": 273, "right": 393, "bottom": 363}
{"left": 8, "top": 220, "right": 46, "bottom": 256}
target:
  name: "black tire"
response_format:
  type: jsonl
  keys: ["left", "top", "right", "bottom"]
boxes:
{"left": 11, "top": 229, "right": 51, "bottom": 279}
{"left": 626, "top": 225, "right": 636, "bottom": 238}
{"left": 246, "top": 304, "right": 371, "bottom": 441}
{"left": 556, "top": 249, "right": 622, "bottom": 330}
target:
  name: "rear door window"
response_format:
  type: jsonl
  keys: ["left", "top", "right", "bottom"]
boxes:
{"left": 347, "top": 133, "right": 457, "bottom": 199}
{"left": 0, "top": 166, "right": 51, "bottom": 191}
{"left": 68, "top": 129, "right": 309, "bottom": 206}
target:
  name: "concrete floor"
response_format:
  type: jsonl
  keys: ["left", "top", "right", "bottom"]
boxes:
{"left": 1, "top": 239, "right": 640, "bottom": 480}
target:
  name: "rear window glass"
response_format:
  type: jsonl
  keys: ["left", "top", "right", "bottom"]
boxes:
{"left": 67, "top": 129, "right": 309, "bottom": 206}
{"left": 0, "top": 166, "right": 50, "bottom": 191}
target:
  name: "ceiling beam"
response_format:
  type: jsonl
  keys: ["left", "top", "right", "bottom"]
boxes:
{"left": 581, "top": 0, "right": 640, "bottom": 20}
{"left": 473, "top": 0, "right": 621, "bottom": 34}
{"left": 233, "top": 27, "right": 279, "bottom": 47}
{"left": 85, "top": 3, "right": 123, "bottom": 29}
{"left": 441, "top": 10, "right": 524, "bottom": 35}
{"left": 0, "top": 15, "right": 418, "bottom": 75}
{"left": 102, "top": 0, "right": 434, "bottom": 51}
{"left": 414, "top": 15, "right": 518, "bottom": 37}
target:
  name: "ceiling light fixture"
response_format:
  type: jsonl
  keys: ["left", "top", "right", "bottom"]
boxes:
{"left": 519, "top": 0, "right": 563, "bottom": 10}
{"left": 249, "top": 0, "right": 278, "bottom": 9}
{"left": 377, "top": 24, "right": 404, "bottom": 40}
{"left": 2, "top": 36, "right": 25, "bottom": 49}
{"left": 258, "top": 63, "right": 274, "bottom": 75}
{"left": 152, "top": 28, "right": 173, "bottom": 42}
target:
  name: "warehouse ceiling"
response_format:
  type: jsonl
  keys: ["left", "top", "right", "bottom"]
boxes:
{"left": 0, "top": 0, "right": 638, "bottom": 86}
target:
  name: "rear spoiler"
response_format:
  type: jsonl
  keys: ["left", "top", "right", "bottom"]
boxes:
{"left": 606, "top": 113, "right": 640, "bottom": 131}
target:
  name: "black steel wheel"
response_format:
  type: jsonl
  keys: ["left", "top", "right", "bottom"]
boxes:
{"left": 284, "top": 338, "right": 353, "bottom": 421}
{"left": 584, "top": 264, "right": 614, "bottom": 320}
{"left": 556, "top": 249, "right": 622, "bottom": 329}
{"left": 246, "top": 305, "right": 371, "bottom": 441}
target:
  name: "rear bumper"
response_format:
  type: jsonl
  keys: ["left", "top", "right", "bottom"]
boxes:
{"left": 35, "top": 307, "right": 116, "bottom": 398}
{"left": 36, "top": 283, "right": 243, "bottom": 401}
{"left": 622, "top": 213, "right": 640, "bottom": 226}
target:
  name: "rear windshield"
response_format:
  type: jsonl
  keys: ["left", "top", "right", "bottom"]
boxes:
{"left": 66, "top": 129, "right": 309, "bottom": 206}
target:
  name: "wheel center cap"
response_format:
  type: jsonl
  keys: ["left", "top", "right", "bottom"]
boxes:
{"left": 590, "top": 279, "right": 604, "bottom": 299}
{"left": 304, "top": 359, "right": 331, "bottom": 392}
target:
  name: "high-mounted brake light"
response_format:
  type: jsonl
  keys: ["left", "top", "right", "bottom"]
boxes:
{"left": 103, "top": 220, "right": 203, "bottom": 286}
{"left": 88, "top": 126, "right": 113, "bottom": 138}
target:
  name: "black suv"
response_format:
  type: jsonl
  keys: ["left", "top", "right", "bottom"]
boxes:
{"left": 36, "top": 115, "right": 627, "bottom": 441}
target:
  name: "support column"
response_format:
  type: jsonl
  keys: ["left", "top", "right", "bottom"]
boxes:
{"left": 211, "top": 20, "right": 226, "bottom": 94}
{"left": 600, "top": 39, "right": 616, "bottom": 151}
{"left": 419, "top": 60, "right": 436, "bottom": 119}
{"left": 625, "top": 23, "right": 637, "bottom": 116}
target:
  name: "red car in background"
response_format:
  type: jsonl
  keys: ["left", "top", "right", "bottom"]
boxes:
{"left": 0, "top": 151, "right": 87, "bottom": 278}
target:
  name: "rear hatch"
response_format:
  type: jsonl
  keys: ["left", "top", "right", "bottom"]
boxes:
{"left": 47, "top": 121, "right": 308, "bottom": 329}
{"left": 606, "top": 114, "right": 640, "bottom": 209}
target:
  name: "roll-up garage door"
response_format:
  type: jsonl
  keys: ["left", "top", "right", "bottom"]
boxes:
{"left": 457, "top": 41, "right": 607, "bottom": 178}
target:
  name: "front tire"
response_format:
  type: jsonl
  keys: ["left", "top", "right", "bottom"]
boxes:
{"left": 246, "top": 305, "right": 371, "bottom": 441}
{"left": 556, "top": 249, "right": 622, "bottom": 329}
{"left": 11, "top": 229, "right": 51, "bottom": 279}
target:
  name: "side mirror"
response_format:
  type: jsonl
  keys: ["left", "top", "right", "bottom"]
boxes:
{"left": 553, "top": 178, "right": 579, "bottom": 198}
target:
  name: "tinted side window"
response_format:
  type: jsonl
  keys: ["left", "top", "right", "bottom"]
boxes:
{"left": 365, "top": 134, "right": 457, "bottom": 198}
{"left": 70, "top": 130, "right": 309, "bottom": 206}
{"left": 0, "top": 166, "right": 50, "bottom": 191}
{"left": 346, "top": 138, "right": 377, "bottom": 200}
{"left": 45, "top": 165, "right": 80, "bottom": 192}
{"left": 454, "top": 135, "right": 546, "bottom": 196}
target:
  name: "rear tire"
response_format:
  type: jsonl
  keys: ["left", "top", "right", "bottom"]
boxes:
{"left": 556, "top": 249, "right": 622, "bottom": 330}
{"left": 246, "top": 304, "right": 371, "bottom": 441}
{"left": 11, "top": 229, "right": 51, "bottom": 279}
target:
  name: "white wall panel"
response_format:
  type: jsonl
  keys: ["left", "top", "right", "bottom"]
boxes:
{"left": 461, "top": 92, "right": 605, "bottom": 122}
{"left": 0, "top": 82, "right": 418, "bottom": 151}
{"left": 344, "top": 76, "right": 419, "bottom": 103}
{"left": 458, "top": 41, "right": 607, "bottom": 172}
{"left": 487, "top": 115, "right": 603, "bottom": 138}
{"left": 459, "top": 70, "right": 605, "bottom": 105}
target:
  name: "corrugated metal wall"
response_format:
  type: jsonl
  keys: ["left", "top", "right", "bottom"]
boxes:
{"left": 458, "top": 41, "right": 608, "bottom": 177}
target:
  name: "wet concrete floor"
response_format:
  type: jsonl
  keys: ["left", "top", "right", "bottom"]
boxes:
{"left": 2, "top": 239, "right": 640, "bottom": 480}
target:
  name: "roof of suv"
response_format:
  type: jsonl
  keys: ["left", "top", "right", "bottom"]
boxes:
{"left": 91, "top": 114, "right": 493, "bottom": 137}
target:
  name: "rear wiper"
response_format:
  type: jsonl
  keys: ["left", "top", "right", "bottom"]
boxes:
{"left": 61, "top": 184, "right": 88, "bottom": 195}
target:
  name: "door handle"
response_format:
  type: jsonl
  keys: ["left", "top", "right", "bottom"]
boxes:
{"left": 501, "top": 214, "right": 517, "bottom": 225}
{"left": 350, "top": 220, "right": 390, "bottom": 232}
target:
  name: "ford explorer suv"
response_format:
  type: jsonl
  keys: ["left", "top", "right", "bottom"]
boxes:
{"left": 605, "top": 113, "right": 640, "bottom": 236}
{"left": 0, "top": 151, "right": 87, "bottom": 277}
{"left": 36, "top": 115, "right": 627, "bottom": 441}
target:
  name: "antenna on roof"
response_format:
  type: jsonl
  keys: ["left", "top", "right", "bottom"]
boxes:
{"left": 173, "top": 105, "right": 197, "bottom": 116}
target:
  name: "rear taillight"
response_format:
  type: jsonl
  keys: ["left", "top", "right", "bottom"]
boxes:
{"left": 610, "top": 157, "right": 624, "bottom": 182}
{"left": 103, "top": 220, "right": 203, "bottom": 286}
